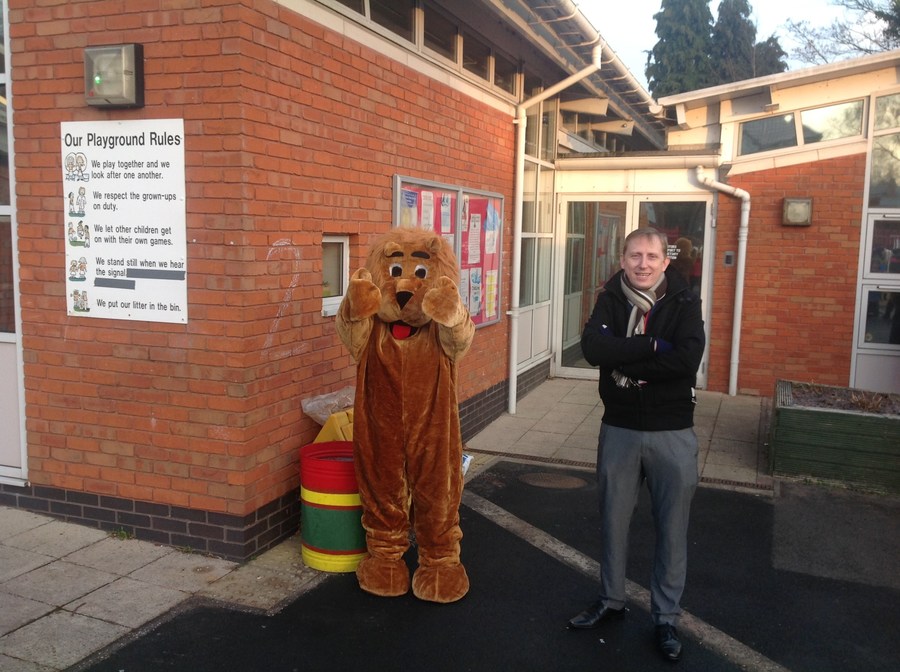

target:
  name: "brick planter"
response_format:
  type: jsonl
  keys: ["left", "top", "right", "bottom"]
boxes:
{"left": 770, "top": 380, "right": 900, "bottom": 493}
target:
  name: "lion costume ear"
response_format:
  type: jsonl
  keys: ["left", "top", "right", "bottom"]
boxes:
{"left": 382, "top": 241, "right": 402, "bottom": 258}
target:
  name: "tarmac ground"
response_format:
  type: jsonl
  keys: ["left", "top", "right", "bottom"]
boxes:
{"left": 0, "top": 378, "right": 898, "bottom": 671}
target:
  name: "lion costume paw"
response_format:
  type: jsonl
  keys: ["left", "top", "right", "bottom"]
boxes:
{"left": 356, "top": 556, "right": 410, "bottom": 598}
{"left": 412, "top": 563, "right": 470, "bottom": 604}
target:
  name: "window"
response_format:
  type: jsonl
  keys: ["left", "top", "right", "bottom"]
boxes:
{"left": 0, "top": 216, "right": 12, "bottom": 333}
{"left": 739, "top": 114, "right": 797, "bottom": 155}
{"left": 333, "top": 0, "right": 363, "bottom": 12}
{"left": 519, "top": 163, "right": 554, "bottom": 307}
{"left": 423, "top": 4, "right": 457, "bottom": 61}
{"left": 370, "top": 0, "right": 414, "bottom": 41}
{"left": 494, "top": 52, "right": 517, "bottom": 95}
{"left": 870, "top": 93, "right": 900, "bottom": 208}
{"left": 800, "top": 100, "right": 864, "bottom": 144}
{"left": 739, "top": 99, "right": 865, "bottom": 156}
{"left": 462, "top": 32, "right": 490, "bottom": 80}
{"left": 322, "top": 236, "right": 349, "bottom": 317}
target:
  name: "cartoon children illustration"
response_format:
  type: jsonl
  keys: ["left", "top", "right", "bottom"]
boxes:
{"left": 75, "top": 153, "right": 87, "bottom": 181}
{"left": 64, "top": 153, "right": 76, "bottom": 180}
{"left": 75, "top": 186, "right": 87, "bottom": 217}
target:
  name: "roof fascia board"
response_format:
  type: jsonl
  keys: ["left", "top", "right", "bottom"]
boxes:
{"left": 659, "top": 50, "right": 900, "bottom": 111}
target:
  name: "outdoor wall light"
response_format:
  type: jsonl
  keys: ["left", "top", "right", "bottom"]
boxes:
{"left": 782, "top": 197, "right": 813, "bottom": 226}
{"left": 84, "top": 44, "right": 144, "bottom": 108}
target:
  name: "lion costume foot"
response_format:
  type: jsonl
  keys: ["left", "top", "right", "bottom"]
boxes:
{"left": 411, "top": 563, "right": 469, "bottom": 603}
{"left": 356, "top": 556, "right": 410, "bottom": 598}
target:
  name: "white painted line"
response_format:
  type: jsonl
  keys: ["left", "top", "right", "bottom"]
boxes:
{"left": 462, "top": 490, "right": 790, "bottom": 672}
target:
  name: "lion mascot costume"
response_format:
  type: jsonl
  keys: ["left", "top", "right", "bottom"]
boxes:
{"left": 335, "top": 227, "right": 475, "bottom": 603}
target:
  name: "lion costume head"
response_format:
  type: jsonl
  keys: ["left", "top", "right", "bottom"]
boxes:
{"left": 365, "top": 227, "right": 461, "bottom": 337}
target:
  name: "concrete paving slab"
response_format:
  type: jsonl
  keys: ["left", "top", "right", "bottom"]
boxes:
{"left": 65, "top": 536, "right": 173, "bottom": 575}
{"left": 0, "top": 509, "right": 53, "bottom": 539}
{"left": 706, "top": 438, "right": 759, "bottom": 468}
{"left": 0, "top": 653, "right": 54, "bottom": 672}
{"left": 128, "top": 550, "right": 236, "bottom": 592}
{"left": 571, "top": 413, "right": 602, "bottom": 438}
{"left": 245, "top": 533, "right": 304, "bottom": 571}
{"left": 552, "top": 444, "right": 596, "bottom": 464}
{"left": 5, "top": 519, "right": 108, "bottom": 557}
{"left": 0, "top": 590, "right": 54, "bottom": 637}
{"left": 559, "top": 384, "right": 600, "bottom": 406}
{"left": 3, "top": 561, "right": 117, "bottom": 607}
{"left": 67, "top": 577, "right": 187, "bottom": 629}
{"left": 0, "top": 610, "right": 127, "bottom": 670}
{"left": 512, "top": 429, "right": 569, "bottom": 456}
{"left": 701, "top": 462, "right": 757, "bottom": 484}
{"left": 0, "top": 545, "right": 53, "bottom": 583}
{"left": 199, "top": 563, "right": 327, "bottom": 613}
{"left": 711, "top": 411, "right": 759, "bottom": 441}
{"left": 465, "top": 415, "right": 531, "bottom": 451}
{"left": 560, "top": 432, "right": 598, "bottom": 452}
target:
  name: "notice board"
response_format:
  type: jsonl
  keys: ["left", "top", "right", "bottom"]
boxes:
{"left": 60, "top": 118, "right": 187, "bottom": 323}
{"left": 394, "top": 176, "right": 502, "bottom": 328}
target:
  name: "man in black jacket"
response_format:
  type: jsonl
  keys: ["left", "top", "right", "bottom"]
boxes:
{"left": 568, "top": 227, "right": 705, "bottom": 662}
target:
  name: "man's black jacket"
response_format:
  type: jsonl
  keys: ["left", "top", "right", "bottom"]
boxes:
{"left": 580, "top": 267, "right": 705, "bottom": 431}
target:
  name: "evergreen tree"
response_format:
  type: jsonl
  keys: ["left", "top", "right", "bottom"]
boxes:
{"left": 711, "top": 0, "right": 757, "bottom": 82}
{"left": 647, "top": 0, "right": 787, "bottom": 97}
{"left": 646, "top": 0, "right": 716, "bottom": 98}
{"left": 753, "top": 35, "right": 788, "bottom": 77}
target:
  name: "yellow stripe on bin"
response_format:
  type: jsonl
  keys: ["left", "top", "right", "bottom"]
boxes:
{"left": 301, "top": 546, "right": 367, "bottom": 573}
{"left": 300, "top": 485, "right": 361, "bottom": 507}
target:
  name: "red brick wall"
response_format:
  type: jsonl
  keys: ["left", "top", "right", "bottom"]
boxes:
{"left": 706, "top": 153, "right": 865, "bottom": 395}
{"left": 11, "top": 1, "right": 513, "bottom": 515}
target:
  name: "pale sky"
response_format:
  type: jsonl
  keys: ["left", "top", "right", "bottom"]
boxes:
{"left": 577, "top": 0, "right": 847, "bottom": 89}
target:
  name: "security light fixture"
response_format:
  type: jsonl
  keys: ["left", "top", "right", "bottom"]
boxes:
{"left": 84, "top": 44, "right": 144, "bottom": 108}
{"left": 782, "top": 197, "right": 813, "bottom": 226}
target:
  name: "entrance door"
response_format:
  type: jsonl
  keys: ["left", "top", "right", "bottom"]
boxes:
{"left": 555, "top": 196, "right": 710, "bottom": 387}
{"left": 0, "top": 214, "right": 24, "bottom": 483}
{"left": 852, "top": 214, "right": 900, "bottom": 393}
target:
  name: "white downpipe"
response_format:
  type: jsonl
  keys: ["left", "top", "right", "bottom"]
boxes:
{"left": 696, "top": 166, "right": 751, "bottom": 396}
{"left": 508, "top": 46, "right": 603, "bottom": 414}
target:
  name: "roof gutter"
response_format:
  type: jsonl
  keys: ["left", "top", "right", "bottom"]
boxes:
{"left": 508, "top": 44, "right": 603, "bottom": 414}
{"left": 696, "top": 166, "right": 750, "bottom": 396}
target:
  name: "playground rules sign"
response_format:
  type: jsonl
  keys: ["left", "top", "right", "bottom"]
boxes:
{"left": 60, "top": 118, "right": 187, "bottom": 323}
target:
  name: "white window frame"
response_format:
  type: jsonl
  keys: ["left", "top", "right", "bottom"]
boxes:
{"left": 321, "top": 235, "right": 349, "bottom": 317}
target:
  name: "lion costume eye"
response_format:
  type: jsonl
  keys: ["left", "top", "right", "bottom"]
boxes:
{"left": 389, "top": 263, "right": 402, "bottom": 277}
{"left": 415, "top": 264, "right": 427, "bottom": 279}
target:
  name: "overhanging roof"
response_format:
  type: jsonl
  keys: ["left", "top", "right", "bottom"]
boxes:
{"left": 487, "top": 0, "right": 668, "bottom": 149}
{"left": 658, "top": 49, "right": 900, "bottom": 112}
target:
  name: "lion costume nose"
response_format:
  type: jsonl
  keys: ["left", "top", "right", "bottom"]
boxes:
{"left": 396, "top": 291, "right": 413, "bottom": 309}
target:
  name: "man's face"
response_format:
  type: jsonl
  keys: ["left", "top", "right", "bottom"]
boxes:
{"left": 621, "top": 235, "right": 670, "bottom": 290}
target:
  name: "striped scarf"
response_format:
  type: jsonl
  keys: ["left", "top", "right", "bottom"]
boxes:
{"left": 611, "top": 273, "right": 667, "bottom": 388}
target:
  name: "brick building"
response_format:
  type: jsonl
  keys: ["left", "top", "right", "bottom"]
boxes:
{"left": 0, "top": 1, "right": 897, "bottom": 559}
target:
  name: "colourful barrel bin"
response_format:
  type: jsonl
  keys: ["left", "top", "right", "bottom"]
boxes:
{"left": 299, "top": 441, "right": 366, "bottom": 572}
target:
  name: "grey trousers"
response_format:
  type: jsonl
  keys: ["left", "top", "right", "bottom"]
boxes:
{"left": 595, "top": 424, "right": 698, "bottom": 625}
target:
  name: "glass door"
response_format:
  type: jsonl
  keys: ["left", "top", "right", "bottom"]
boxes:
{"left": 559, "top": 200, "right": 626, "bottom": 373}
{"left": 852, "top": 214, "right": 900, "bottom": 393}
{"left": 555, "top": 196, "right": 710, "bottom": 386}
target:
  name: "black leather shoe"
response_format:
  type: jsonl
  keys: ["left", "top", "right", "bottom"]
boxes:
{"left": 655, "top": 624, "right": 682, "bottom": 661}
{"left": 566, "top": 601, "right": 625, "bottom": 629}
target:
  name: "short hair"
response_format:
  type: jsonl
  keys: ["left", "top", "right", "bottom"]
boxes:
{"left": 623, "top": 227, "right": 669, "bottom": 257}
